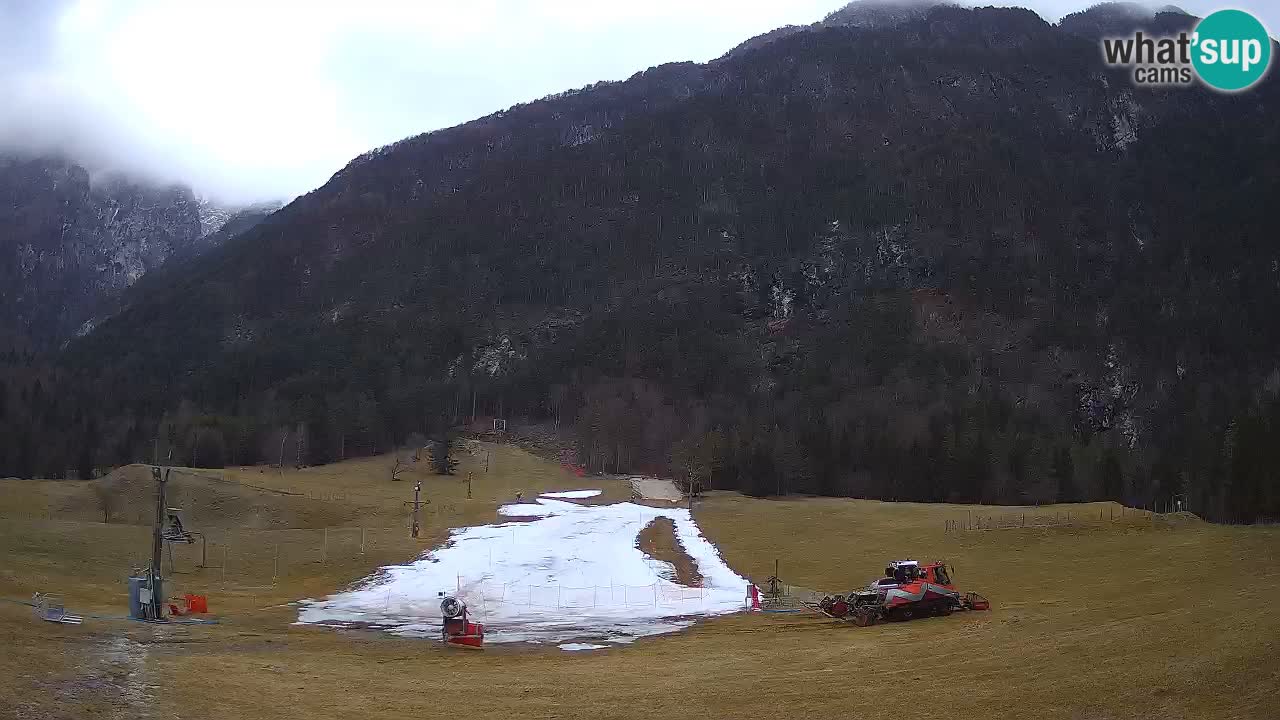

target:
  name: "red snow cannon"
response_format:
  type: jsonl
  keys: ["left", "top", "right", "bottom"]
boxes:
{"left": 440, "top": 594, "right": 484, "bottom": 649}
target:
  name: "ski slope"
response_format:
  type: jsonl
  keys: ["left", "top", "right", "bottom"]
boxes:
{"left": 297, "top": 496, "right": 750, "bottom": 644}
{"left": 539, "top": 489, "right": 602, "bottom": 499}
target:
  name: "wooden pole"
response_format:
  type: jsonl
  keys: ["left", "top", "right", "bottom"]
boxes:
{"left": 411, "top": 482, "right": 422, "bottom": 539}
{"left": 278, "top": 432, "right": 288, "bottom": 478}
{"left": 150, "top": 466, "right": 168, "bottom": 618}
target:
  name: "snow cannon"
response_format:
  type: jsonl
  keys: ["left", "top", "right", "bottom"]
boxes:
{"left": 439, "top": 593, "right": 484, "bottom": 648}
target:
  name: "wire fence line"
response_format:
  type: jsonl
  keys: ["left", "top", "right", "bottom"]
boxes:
{"left": 372, "top": 580, "right": 720, "bottom": 616}
{"left": 454, "top": 581, "right": 713, "bottom": 609}
{"left": 157, "top": 526, "right": 424, "bottom": 589}
{"left": 945, "top": 511, "right": 1082, "bottom": 533}
{"left": 944, "top": 506, "right": 1195, "bottom": 533}
{"left": 160, "top": 529, "right": 721, "bottom": 605}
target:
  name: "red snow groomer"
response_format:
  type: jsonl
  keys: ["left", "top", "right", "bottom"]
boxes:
{"left": 439, "top": 593, "right": 484, "bottom": 648}
{"left": 816, "top": 560, "right": 989, "bottom": 626}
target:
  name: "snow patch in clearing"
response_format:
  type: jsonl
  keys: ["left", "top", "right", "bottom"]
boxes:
{"left": 629, "top": 477, "right": 682, "bottom": 502}
{"left": 498, "top": 503, "right": 555, "bottom": 517}
{"left": 297, "top": 499, "right": 749, "bottom": 644}
{"left": 540, "top": 489, "right": 601, "bottom": 499}
{"left": 559, "top": 643, "right": 608, "bottom": 651}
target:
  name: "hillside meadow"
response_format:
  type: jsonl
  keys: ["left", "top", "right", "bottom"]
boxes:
{"left": 1, "top": 443, "right": 1276, "bottom": 719}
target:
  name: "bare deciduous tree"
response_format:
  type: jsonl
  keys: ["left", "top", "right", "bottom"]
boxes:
{"left": 91, "top": 479, "right": 117, "bottom": 524}
{"left": 404, "top": 432, "right": 428, "bottom": 462}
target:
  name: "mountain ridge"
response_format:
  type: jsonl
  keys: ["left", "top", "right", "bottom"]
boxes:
{"left": 0, "top": 152, "right": 277, "bottom": 350}
{"left": 6, "top": 4, "right": 1280, "bottom": 521}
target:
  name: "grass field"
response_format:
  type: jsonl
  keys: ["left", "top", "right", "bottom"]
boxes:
{"left": 1, "top": 443, "right": 1277, "bottom": 719}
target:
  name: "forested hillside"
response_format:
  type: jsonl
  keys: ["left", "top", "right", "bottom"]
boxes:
{"left": 4, "top": 4, "right": 1279, "bottom": 522}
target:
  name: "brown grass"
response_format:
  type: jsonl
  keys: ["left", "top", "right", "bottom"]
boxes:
{"left": 2, "top": 445, "right": 1278, "bottom": 719}
{"left": 637, "top": 516, "right": 703, "bottom": 586}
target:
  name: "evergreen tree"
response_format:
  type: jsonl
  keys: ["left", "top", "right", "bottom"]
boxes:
{"left": 1052, "top": 447, "right": 1075, "bottom": 502}
{"left": 1098, "top": 451, "right": 1124, "bottom": 502}
{"left": 76, "top": 418, "right": 97, "bottom": 480}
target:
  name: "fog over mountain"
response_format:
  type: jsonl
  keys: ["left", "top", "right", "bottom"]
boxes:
{"left": 2, "top": 0, "right": 1272, "bottom": 204}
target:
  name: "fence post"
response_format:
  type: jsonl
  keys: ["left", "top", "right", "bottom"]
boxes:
{"left": 360, "top": 528, "right": 366, "bottom": 554}
{"left": 273, "top": 544, "right": 279, "bottom": 586}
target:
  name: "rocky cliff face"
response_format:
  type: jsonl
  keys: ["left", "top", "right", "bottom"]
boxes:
{"left": 0, "top": 153, "right": 253, "bottom": 348}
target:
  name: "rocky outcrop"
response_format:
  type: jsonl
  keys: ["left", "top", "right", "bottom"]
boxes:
{"left": 0, "top": 153, "right": 260, "bottom": 348}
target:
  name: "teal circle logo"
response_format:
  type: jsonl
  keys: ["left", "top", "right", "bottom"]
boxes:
{"left": 1192, "top": 9, "right": 1272, "bottom": 92}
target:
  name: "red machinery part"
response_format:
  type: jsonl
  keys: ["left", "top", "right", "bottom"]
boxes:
{"left": 444, "top": 618, "right": 485, "bottom": 648}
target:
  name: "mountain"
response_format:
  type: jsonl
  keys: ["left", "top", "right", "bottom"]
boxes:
{"left": 12, "top": 4, "right": 1280, "bottom": 521}
{"left": 1057, "top": 2, "right": 1192, "bottom": 40}
{"left": 0, "top": 154, "right": 201, "bottom": 349}
{"left": 722, "top": 0, "right": 953, "bottom": 59}
{"left": 821, "top": 0, "right": 953, "bottom": 28}
{"left": 0, "top": 154, "right": 269, "bottom": 349}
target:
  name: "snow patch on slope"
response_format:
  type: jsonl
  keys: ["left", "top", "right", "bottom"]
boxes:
{"left": 297, "top": 499, "right": 749, "bottom": 644}
{"left": 540, "top": 489, "right": 602, "bottom": 499}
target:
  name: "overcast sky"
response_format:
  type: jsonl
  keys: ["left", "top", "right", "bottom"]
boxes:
{"left": 1, "top": 0, "right": 1275, "bottom": 204}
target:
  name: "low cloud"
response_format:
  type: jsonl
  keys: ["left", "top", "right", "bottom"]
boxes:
{"left": 1, "top": 1, "right": 1273, "bottom": 203}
